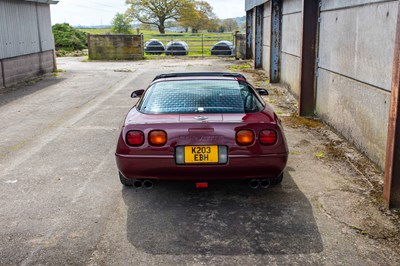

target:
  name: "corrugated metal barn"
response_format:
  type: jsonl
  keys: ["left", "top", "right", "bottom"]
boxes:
{"left": 245, "top": 0, "right": 400, "bottom": 208}
{"left": 0, "top": 0, "right": 58, "bottom": 88}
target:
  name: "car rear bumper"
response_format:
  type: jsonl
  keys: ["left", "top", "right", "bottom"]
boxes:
{"left": 115, "top": 153, "right": 288, "bottom": 180}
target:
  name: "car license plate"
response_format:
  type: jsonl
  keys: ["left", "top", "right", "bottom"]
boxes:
{"left": 184, "top": 146, "right": 219, "bottom": 164}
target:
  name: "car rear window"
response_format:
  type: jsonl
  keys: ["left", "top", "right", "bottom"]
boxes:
{"left": 138, "top": 80, "right": 264, "bottom": 114}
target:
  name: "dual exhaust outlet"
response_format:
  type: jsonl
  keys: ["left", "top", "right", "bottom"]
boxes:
{"left": 249, "top": 179, "right": 271, "bottom": 189}
{"left": 132, "top": 179, "right": 154, "bottom": 189}
{"left": 132, "top": 179, "right": 269, "bottom": 189}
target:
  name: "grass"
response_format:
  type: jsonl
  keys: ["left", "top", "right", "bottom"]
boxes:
{"left": 314, "top": 151, "right": 325, "bottom": 158}
{"left": 229, "top": 63, "right": 252, "bottom": 72}
{"left": 79, "top": 28, "right": 114, "bottom": 35}
{"left": 282, "top": 115, "right": 323, "bottom": 129}
{"left": 79, "top": 28, "right": 234, "bottom": 37}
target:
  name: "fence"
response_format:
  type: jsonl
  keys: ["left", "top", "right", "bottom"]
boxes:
{"left": 86, "top": 33, "right": 245, "bottom": 59}
{"left": 143, "top": 33, "right": 236, "bottom": 57}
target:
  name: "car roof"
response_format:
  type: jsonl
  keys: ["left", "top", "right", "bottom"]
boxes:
{"left": 152, "top": 72, "right": 247, "bottom": 83}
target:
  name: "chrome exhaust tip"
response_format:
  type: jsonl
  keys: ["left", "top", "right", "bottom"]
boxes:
{"left": 133, "top": 179, "right": 143, "bottom": 189}
{"left": 260, "top": 179, "right": 270, "bottom": 189}
{"left": 143, "top": 180, "right": 154, "bottom": 190}
{"left": 249, "top": 179, "right": 260, "bottom": 189}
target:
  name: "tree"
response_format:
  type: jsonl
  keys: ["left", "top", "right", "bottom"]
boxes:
{"left": 52, "top": 23, "right": 87, "bottom": 51}
{"left": 112, "top": 13, "right": 132, "bottom": 34}
{"left": 221, "top": 18, "right": 239, "bottom": 33}
{"left": 139, "top": 23, "right": 154, "bottom": 31}
{"left": 206, "top": 18, "right": 220, "bottom": 32}
{"left": 126, "top": 0, "right": 187, "bottom": 34}
{"left": 179, "top": 1, "right": 217, "bottom": 33}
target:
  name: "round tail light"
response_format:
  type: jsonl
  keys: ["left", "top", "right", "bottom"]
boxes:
{"left": 236, "top": 130, "right": 255, "bottom": 146}
{"left": 126, "top": 130, "right": 144, "bottom": 146}
{"left": 148, "top": 130, "right": 167, "bottom": 146}
{"left": 259, "top": 130, "right": 277, "bottom": 145}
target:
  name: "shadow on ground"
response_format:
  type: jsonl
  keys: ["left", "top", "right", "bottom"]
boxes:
{"left": 122, "top": 173, "right": 323, "bottom": 256}
{"left": 0, "top": 76, "right": 65, "bottom": 107}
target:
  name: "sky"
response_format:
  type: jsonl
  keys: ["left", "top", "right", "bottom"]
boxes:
{"left": 50, "top": 0, "right": 246, "bottom": 26}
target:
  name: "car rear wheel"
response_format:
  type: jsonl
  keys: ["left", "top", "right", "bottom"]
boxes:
{"left": 119, "top": 172, "right": 132, "bottom": 186}
{"left": 270, "top": 173, "right": 284, "bottom": 185}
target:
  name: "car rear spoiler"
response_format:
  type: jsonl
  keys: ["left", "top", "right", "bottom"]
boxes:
{"left": 153, "top": 72, "right": 247, "bottom": 81}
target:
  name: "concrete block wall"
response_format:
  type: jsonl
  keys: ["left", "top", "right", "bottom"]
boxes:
{"left": 262, "top": 2, "right": 271, "bottom": 74}
{"left": 3, "top": 53, "right": 39, "bottom": 86}
{"left": 280, "top": 0, "right": 302, "bottom": 96}
{"left": 40, "top": 50, "right": 56, "bottom": 73}
{"left": 1, "top": 50, "right": 55, "bottom": 87}
{"left": 88, "top": 35, "right": 144, "bottom": 60}
{"left": 235, "top": 33, "right": 247, "bottom": 59}
{"left": 316, "top": 0, "right": 398, "bottom": 168}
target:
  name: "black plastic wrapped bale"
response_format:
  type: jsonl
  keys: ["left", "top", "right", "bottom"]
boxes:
{"left": 165, "top": 41, "right": 189, "bottom": 56}
{"left": 144, "top": 39, "right": 165, "bottom": 55}
{"left": 211, "top": 41, "right": 234, "bottom": 56}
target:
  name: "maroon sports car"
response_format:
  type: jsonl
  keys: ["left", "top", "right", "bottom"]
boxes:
{"left": 115, "top": 72, "right": 288, "bottom": 189}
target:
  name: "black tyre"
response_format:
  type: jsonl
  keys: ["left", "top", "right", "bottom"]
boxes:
{"left": 119, "top": 172, "right": 132, "bottom": 186}
{"left": 270, "top": 173, "right": 283, "bottom": 185}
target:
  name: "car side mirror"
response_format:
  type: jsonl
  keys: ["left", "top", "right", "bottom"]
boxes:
{"left": 131, "top": 89, "right": 144, "bottom": 98}
{"left": 256, "top": 88, "right": 269, "bottom": 96}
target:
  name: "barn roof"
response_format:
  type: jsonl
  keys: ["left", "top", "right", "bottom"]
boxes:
{"left": 24, "top": 0, "right": 59, "bottom": 4}
{"left": 245, "top": 0, "right": 268, "bottom": 11}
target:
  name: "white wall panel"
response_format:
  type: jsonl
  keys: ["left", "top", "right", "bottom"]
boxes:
{"left": 280, "top": 0, "right": 302, "bottom": 95}
{"left": 0, "top": 0, "right": 55, "bottom": 59}
{"left": 281, "top": 12, "right": 301, "bottom": 56}
{"left": 321, "top": 0, "right": 396, "bottom": 11}
{"left": 37, "top": 4, "right": 55, "bottom": 51}
{"left": 282, "top": 0, "right": 302, "bottom": 14}
{"left": 262, "top": 1, "right": 271, "bottom": 73}
{"left": 318, "top": 1, "right": 397, "bottom": 91}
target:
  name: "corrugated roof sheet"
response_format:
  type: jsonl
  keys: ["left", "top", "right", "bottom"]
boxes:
{"left": 245, "top": 0, "right": 268, "bottom": 11}
{"left": 24, "top": 0, "right": 59, "bottom": 4}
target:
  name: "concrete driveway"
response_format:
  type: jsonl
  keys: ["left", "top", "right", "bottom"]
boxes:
{"left": 0, "top": 58, "right": 399, "bottom": 265}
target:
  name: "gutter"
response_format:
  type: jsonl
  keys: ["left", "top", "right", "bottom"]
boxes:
{"left": 24, "top": 0, "right": 59, "bottom": 4}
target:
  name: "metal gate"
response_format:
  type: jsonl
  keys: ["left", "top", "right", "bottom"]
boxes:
{"left": 142, "top": 33, "right": 235, "bottom": 57}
